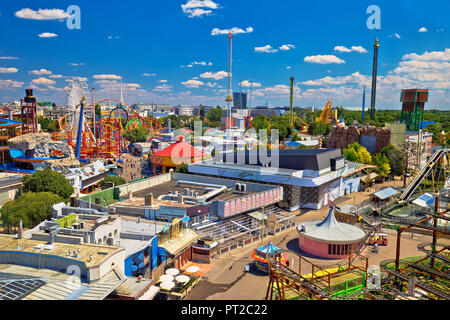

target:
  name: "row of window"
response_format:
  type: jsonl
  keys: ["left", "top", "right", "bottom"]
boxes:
{"left": 327, "top": 243, "right": 358, "bottom": 256}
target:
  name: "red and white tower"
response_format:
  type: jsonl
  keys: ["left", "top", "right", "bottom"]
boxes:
{"left": 225, "top": 32, "right": 233, "bottom": 132}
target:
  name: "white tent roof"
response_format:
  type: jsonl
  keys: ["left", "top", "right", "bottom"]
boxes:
{"left": 412, "top": 193, "right": 435, "bottom": 208}
{"left": 297, "top": 208, "right": 366, "bottom": 243}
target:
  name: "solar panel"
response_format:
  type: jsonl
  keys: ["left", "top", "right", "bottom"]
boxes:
{"left": 0, "top": 273, "right": 46, "bottom": 300}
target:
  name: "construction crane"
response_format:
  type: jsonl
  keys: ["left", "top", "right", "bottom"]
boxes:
{"left": 316, "top": 100, "right": 332, "bottom": 123}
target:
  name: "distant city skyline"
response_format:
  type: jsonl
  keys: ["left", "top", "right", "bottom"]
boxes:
{"left": 0, "top": 0, "right": 448, "bottom": 110}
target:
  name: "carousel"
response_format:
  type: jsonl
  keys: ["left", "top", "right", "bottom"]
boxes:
{"left": 251, "top": 242, "right": 288, "bottom": 273}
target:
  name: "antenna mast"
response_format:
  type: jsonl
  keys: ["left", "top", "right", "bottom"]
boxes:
{"left": 225, "top": 32, "right": 233, "bottom": 132}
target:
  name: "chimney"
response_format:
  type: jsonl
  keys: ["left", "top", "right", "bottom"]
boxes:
{"left": 18, "top": 219, "right": 23, "bottom": 239}
{"left": 145, "top": 193, "right": 154, "bottom": 206}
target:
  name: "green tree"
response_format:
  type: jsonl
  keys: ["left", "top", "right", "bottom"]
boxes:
{"left": 373, "top": 153, "right": 391, "bottom": 178}
{"left": 2, "top": 192, "right": 64, "bottom": 229}
{"left": 307, "top": 121, "right": 331, "bottom": 136}
{"left": 175, "top": 163, "right": 189, "bottom": 173}
{"left": 206, "top": 107, "right": 223, "bottom": 122}
{"left": 200, "top": 106, "right": 205, "bottom": 118}
{"left": 22, "top": 168, "right": 74, "bottom": 200}
{"left": 95, "top": 104, "right": 102, "bottom": 120}
{"left": 343, "top": 142, "right": 372, "bottom": 164}
{"left": 123, "top": 127, "right": 148, "bottom": 143}
{"left": 380, "top": 144, "right": 404, "bottom": 176}
{"left": 100, "top": 176, "right": 126, "bottom": 189}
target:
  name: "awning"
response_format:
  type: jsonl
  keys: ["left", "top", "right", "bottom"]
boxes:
{"left": 412, "top": 193, "right": 435, "bottom": 207}
{"left": 247, "top": 211, "right": 268, "bottom": 221}
{"left": 373, "top": 187, "right": 399, "bottom": 200}
{"left": 360, "top": 172, "right": 379, "bottom": 184}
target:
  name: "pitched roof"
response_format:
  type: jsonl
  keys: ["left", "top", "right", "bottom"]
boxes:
{"left": 152, "top": 136, "right": 205, "bottom": 158}
{"left": 297, "top": 208, "right": 366, "bottom": 242}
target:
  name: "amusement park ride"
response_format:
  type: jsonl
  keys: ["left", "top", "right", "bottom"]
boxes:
{"left": 52, "top": 78, "right": 162, "bottom": 160}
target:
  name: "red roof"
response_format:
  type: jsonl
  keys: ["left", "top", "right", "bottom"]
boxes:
{"left": 152, "top": 136, "right": 205, "bottom": 158}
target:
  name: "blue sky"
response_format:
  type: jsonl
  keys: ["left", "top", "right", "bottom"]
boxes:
{"left": 0, "top": 0, "right": 448, "bottom": 109}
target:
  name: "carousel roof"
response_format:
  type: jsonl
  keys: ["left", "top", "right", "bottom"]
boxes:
{"left": 297, "top": 207, "right": 366, "bottom": 243}
{"left": 255, "top": 242, "right": 282, "bottom": 255}
{"left": 152, "top": 136, "right": 206, "bottom": 159}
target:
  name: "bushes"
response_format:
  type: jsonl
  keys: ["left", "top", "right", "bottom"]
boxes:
{"left": 22, "top": 168, "right": 74, "bottom": 201}
{"left": 2, "top": 192, "right": 64, "bottom": 229}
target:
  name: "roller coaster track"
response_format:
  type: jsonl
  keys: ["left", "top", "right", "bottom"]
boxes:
{"left": 399, "top": 149, "right": 449, "bottom": 202}
{"left": 382, "top": 212, "right": 450, "bottom": 234}
{"left": 379, "top": 261, "right": 450, "bottom": 300}
{"left": 405, "top": 262, "right": 450, "bottom": 280}
{"left": 417, "top": 243, "right": 450, "bottom": 264}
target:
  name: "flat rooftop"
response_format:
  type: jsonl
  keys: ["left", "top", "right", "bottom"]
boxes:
{"left": 0, "top": 235, "right": 124, "bottom": 268}
{"left": 127, "top": 180, "right": 254, "bottom": 205}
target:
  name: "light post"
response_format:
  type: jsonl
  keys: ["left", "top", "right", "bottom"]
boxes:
{"left": 261, "top": 206, "right": 265, "bottom": 244}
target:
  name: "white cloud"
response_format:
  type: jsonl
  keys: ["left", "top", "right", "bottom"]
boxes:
{"left": 153, "top": 84, "right": 172, "bottom": 92}
{"left": 93, "top": 74, "right": 122, "bottom": 80}
{"left": 401, "top": 48, "right": 450, "bottom": 62}
{"left": 279, "top": 44, "right": 295, "bottom": 51}
{"left": 182, "top": 0, "right": 219, "bottom": 18}
{"left": 29, "top": 68, "right": 52, "bottom": 75}
{"left": 107, "top": 35, "right": 121, "bottom": 39}
{"left": 254, "top": 45, "right": 278, "bottom": 53}
{"left": 304, "top": 55, "right": 345, "bottom": 64}
{"left": 182, "top": 61, "right": 212, "bottom": 68}
{"left": 334, "top": 45, "right": 367, "bottom": 53}
{"left": 32, "top": 77, "right": 56, "bottom": 86}
{"left": 142, "top": 73, "right": 156, "bottom": 77}
{"left": 15, "top": 8, "right": 69, "bottom": 20}
{"left": 334, "top": 46, "right": 352, "bottom": 53}
{"left": 182, "top": 79, "right": 204, "bottom": 88}
{"left": 388, "top": 33, "right": 401, "bottom": 39}
{"left": 0, "top": 67, "right": 18, "bottom": 73}
{"left": 69, "top": 62, "right": 84, "bottom": 66}
{"left": 239, "top": 80, "right": 261, "bottom": 88}
{"left": 38, "top": 32, "right": 58, "bottom": 38}
{"left": 350, "top": 46, "right": 368, "bottom": 53}
{"left": 286, "top": 66, "right": 291, "bottom": 69}
{"left": 418, "top": 27, "right": 428, "bottom": 33}
{"left": 158, "top": 80, "right": 168, "bottom": 83}
{"left": 253, "top": 84, "right": 301, "bottom": 98}
{"left": 295, "top": 48, "right": 449, "bottom": 108}
{"left": 199, "top": 70, "right": 228, "bottom": 80}
{"left": 49, "top": 74, "right": 63, "bottom": 78}
{"left": 301, "top": 72, "right": 370, "bottom": 86}
{"left": 211, "top": 26, "right": 253, "bottom": 36}
{"left": 0, "top": 56, "right": 19, "bottom": 60}
{"left": 0, "top": 79, "right": 24, "bottom": 89}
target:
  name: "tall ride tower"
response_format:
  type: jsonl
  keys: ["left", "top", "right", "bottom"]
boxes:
{"left": 370, "top": 38, "right": 380, "bottom": 121}
{"left": 400, "top": 89, "right": 428, "bottom": 131}
{"left": 20, "top": 88, "right": 38, "bottom": 134}
{"left": 225, "top": 32, "right": 233, "bottom": 131}
{"left": 289, "top": 77, "right": 295, "bottom": 128}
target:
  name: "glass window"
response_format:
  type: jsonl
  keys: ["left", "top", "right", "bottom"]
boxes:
{"left": 332, "top": 244, "right": 336, "bottom": 255}
{"left": 328, "top": 244, "right": 332, "bottom": 255}
{"left": 337, "top": 245, "right": 340, "bottom": 255}
{"left": 345, "top": 244, "right": 348, "bottom": 255}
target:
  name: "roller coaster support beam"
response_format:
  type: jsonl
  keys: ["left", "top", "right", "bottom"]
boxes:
{"left": 431, "top": 195, "right": 439, "bottom": 272}
{"left": 75, "top": 101, "right": 84, "bottom": 159}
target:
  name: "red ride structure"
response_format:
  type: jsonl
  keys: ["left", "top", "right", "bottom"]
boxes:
{"left": 21, "top": 88, "right": 38, "bottom": 134}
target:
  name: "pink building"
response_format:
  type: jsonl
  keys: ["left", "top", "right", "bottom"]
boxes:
{"left": 297, "top": 208, "right": 366, "bottom": 259}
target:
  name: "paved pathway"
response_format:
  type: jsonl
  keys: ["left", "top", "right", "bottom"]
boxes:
{"left": 185, "top": 176, "right": 449, "bottom": 300}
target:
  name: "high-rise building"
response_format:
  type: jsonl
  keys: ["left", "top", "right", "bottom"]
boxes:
{"left": 233, "top": 92, "right": 247, "bottom": 109}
